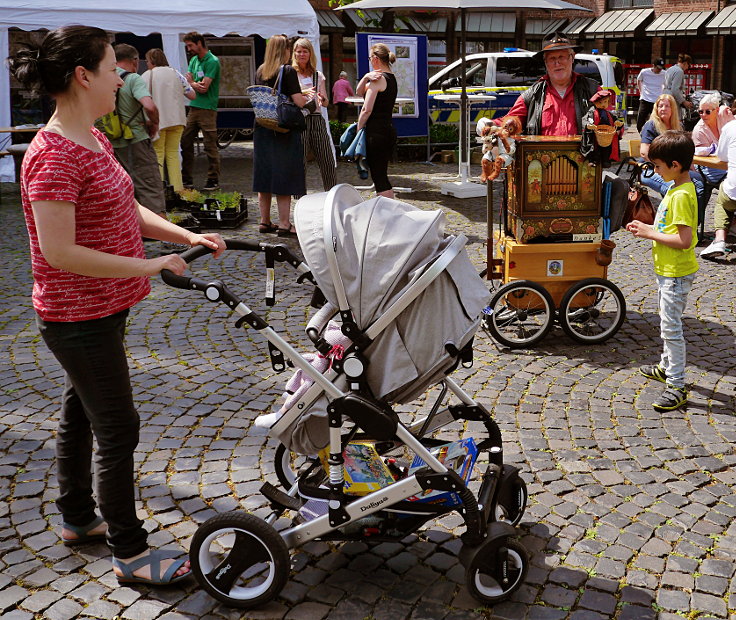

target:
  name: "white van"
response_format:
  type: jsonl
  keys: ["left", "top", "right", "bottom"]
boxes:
{"left": 428, "top": 49, "right": 625, "bottom": 126}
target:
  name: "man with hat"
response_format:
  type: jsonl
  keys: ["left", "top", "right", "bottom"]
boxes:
{"left": 479, "top": 34, "right": 600, "bottom": 137}
{"left": 636, "top": 58, "right": 666, "bottom": 133}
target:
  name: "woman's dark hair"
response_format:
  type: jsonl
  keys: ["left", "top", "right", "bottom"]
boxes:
{"left": 7, "top": 25, "right": 109, "bottom": 96}
{"left": 145, "top": 48, "right": 169, "bottom": 68}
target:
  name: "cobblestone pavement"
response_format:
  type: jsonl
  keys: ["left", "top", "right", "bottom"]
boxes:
{"left": 1, "top": 141, "right": 735, "bottom": 620}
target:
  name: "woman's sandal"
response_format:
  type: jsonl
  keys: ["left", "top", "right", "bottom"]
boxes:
{"left": 277, "top": 225, "right": 297, "bottom": 237}
{"left": 112, "top": 549, "right": 191, "bottom": 586}
{"left": 61, "top": 515, "right": 107, "bottom": 547}
{"left": 259, "top": 222, "right": 278, "bottom": 234}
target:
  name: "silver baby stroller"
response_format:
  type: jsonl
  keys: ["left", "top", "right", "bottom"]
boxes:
{"left": 162, "top": 185, "right": 530, "bottom": 609}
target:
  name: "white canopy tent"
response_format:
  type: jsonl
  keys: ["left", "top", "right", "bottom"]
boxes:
{"left": 0, "top": 0, "right": 320, "bottom": 181}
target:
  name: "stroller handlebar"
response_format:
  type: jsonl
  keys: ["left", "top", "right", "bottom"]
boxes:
{"left": 160, "top": 238, "right": 314, "bottom": 298}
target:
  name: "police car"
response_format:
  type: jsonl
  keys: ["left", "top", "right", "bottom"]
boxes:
{"left": 429, "top": 48, "right": 625, "bottom": 126}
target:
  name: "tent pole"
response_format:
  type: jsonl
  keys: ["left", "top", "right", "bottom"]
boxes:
{"left": 460, "top": 8, "right": 467, "bottom": 182}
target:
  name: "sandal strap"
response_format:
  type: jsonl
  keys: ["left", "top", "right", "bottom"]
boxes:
{"left": 62, "top": 515, "right": 104, "bottom": 537}
{"left": 113, "top": 549, "right": 181, "bottom": 583}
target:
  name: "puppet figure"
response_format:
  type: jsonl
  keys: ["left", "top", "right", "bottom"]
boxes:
{"left": 477, "top": 116, "right": 521, "bottom": 182}
{"left": 580, "top": 89, "right": 624, "bottom": 167}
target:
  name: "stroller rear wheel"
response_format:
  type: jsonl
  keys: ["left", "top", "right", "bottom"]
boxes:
{"left": 190, "top": 512, "right": 290, "bottom": 609}
{"left": 465, "top": 537, "right": 528, "bottom": 604}
{"left": 483, "top": 280, "right": 554, "bottom": 348}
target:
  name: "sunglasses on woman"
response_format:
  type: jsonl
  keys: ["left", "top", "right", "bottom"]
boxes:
{"left": 698, "top": 109, "right": 714, "bottom": 116}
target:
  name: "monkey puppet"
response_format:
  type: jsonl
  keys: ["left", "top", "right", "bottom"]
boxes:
{"left": 478, "top": 116, "right": 521, "bottom": 182}
{"left": 580, "top": 89, "right": 624, "bottom": 167}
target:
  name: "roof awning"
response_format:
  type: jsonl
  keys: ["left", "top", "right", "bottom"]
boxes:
{"left": 316, "top": 10, "right": 344, "bottom": 32}
{"left": 706, "top": 4, "right": 736, "bottom": 35}
{"left": 455, "top": 12, "right": 515, "bottom": 34}
{"left": 584, "top": 8, "right": 654, "bottom": 39}
{"left": 345, "top": 8, "right": 383, "bottom": 29}
{"left": 423, "top": 16, "right": 448, "bottom": 32}
{"left": 396, "top": 15, "right": 426, "bottom": 31}
{"left": 526, "top": 18, "right": 567, "bottom": 37}
{"left": 646, "top": 11, "right": 713, "bottom": 37}
{"left": 562, "top": 16, "right": 594, "bottom": 36}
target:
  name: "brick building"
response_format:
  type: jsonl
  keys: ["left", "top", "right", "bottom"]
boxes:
{"left": 309, "top": 0, "right": 736, "bottom": 93}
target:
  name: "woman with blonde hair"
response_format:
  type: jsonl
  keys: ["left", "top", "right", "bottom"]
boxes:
{"left": 640, "top": 93, "right": 705, "bottom": 200}
{"left": 292, "top": 38, "right": 336, "bottom": 191}
{"left": 640, "top": 94, "right": 684, "bottom": 196}
{"left": 356, "top": 43, "right": 397, "bottom": 198}
{"left": 142, "top": 48, "right": 195, "bottom": 191}
{"left": 253, "top": 34, "right": 308, "bottom": 236}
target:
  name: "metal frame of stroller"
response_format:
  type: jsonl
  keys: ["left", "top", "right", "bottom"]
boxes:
{"left": 161, "top": 188, "right": 529, "bottom": 610}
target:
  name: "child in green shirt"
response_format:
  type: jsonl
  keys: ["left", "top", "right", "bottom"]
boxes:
{"left": 626, "top": 130, "right": 698, "bottom": 412}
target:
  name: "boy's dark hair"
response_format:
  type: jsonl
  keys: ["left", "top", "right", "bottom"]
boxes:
{"left": 183, "top": 32, "right": 206, "bottom": 47}
{"left": 114, "top": 43, "right": 139, "bottom": 62}
{"left": 648, "top": 130, "right": 694, "bottom": 171}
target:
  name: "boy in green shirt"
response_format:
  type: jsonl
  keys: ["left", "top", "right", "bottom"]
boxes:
{"left": 626, "top": 130, "right": 698, "bottom": 412}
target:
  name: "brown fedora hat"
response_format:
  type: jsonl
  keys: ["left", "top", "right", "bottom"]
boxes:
{"left": 533, "top": 33, "right": 580, "bottom": 60}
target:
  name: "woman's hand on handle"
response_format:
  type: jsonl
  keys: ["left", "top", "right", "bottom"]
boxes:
{"left": 146, "top": 253, "right": 188, "bottom": 277}
{"left": 185, "top": 232, "right": 226, "bottom": 258}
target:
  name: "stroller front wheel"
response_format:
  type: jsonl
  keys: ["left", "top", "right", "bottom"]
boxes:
{"left": 190, "top": 512, "right": 290, "bottom": 609}
{"left": 465, "top": 537, "right": 528, "bottom": 604}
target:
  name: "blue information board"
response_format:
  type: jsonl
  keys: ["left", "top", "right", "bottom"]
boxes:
{"left": 356, "top": 32, "right": 428, "bottom": 139}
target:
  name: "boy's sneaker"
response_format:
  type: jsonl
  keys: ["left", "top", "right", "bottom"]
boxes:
{"left": 701, "top": 239, "right": 726, "bottom": 258}
{"left": 652, "top": 385, "right": 688, "bottom": 412}
{"left": 640, "top": 364, "right": 667, "bottom": 384}
{"left": 204, "top": 178, "right": 220, "bottom": 191}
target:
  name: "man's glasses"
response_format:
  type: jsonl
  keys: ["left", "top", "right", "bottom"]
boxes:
{"left": 698, "top": 109, "right": 714, "bottom": 116}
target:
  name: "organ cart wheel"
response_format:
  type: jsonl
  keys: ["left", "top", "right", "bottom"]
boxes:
{"left": 191, "top": 512, "right": 290, "bottom": 609}
{"left": 465, "top": 537, "right": 528, "bottom": 604}
{"left": 483, "top": 280, "right": 555, "bottom": 348}
{"left": 558, "top": 278, "right": 626, "bottom": 344}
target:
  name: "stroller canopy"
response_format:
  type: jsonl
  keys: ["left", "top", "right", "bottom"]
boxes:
{"left": 294, "top": 185, "right": 490, "bottom": 405}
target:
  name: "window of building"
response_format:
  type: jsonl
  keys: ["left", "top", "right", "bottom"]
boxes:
{"left": 608, "top": 0, "right": 653, "bottom": 8}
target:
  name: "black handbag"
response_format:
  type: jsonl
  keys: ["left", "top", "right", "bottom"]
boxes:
{"left": 276, "top": 65, "right": 306, "bottom": 132}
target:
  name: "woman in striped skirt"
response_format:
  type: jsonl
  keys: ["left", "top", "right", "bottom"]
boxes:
{"left": 292, "top": 38, "right": 337, "bottom": 192}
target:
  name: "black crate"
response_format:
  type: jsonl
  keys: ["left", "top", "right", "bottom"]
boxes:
{"left": 196, "top": 208, "right": 248, "bottom": 229}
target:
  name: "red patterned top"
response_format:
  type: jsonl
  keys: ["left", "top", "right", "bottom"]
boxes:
{"left": 21, "top": 128, "right": 150, "bottom": 322}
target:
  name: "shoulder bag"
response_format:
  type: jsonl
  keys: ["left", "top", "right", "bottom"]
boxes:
{"left": 276, "top": 65, "right": 306, "bottom": 132}
{"left": 247, "top": 70, "right": 289, "bottom": 133}
{"left": 622, "top": 181, "right": 657, "bottom": 227}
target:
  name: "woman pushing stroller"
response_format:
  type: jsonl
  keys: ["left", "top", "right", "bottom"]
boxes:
{"left": 9, "top": 24, "right": 225, "bottom": 585}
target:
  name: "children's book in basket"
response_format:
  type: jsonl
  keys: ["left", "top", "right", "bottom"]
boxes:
{"left": 319, "top": 442, "right": 396, "bottom": 496}
{"left": 408, "top": 438, "right": 478, "bottom": 507}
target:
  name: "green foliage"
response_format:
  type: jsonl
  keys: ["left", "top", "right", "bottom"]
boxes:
{"left": 208, "top": 191, "right": 242, "bottom": 210}
{"left": 430, "top": 123, "right": 459, "bottom": 144}
{"left": 329, "top": 120, "right": 352, "bottom": 145}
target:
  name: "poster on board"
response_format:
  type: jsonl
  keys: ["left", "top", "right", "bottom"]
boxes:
{"left": 356, "top": 32, "right": 427, "bottom": 138}
{"left": 366, "top": 34, "right": 418, "bottom": 118}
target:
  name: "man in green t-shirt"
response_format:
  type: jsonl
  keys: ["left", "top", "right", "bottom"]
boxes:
{"left": 112, "top": 44, "right": 165, "bottom": 216}
{"left": 181, "top": 32, "right": 221, "bottom": 190}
